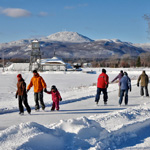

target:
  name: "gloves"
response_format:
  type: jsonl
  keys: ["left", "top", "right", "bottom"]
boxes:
{"left": 106, "top": 84, "right": 109, "bottom": 88}
{"left": 15, "top": 94, "right": 18, "bottom": 99}
{"left": 137, "top": 83, "right": 139, "bottom": 87}
{"left": 44, "top": 88, "right": 47, "bottom": 93}
{"left": 26, "top": 89, "right": 29, "bottom": 93}
{"left": 59, "top": 98, "right": 62, "bottom": 101}
{"left": 129, "top": 88, "right": 132, "bottom": 92}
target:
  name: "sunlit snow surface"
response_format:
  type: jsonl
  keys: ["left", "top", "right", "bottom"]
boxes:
{"left": 0, "top": 67, "right": 150, "bottom": 150}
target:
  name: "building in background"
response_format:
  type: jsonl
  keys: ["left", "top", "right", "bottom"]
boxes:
{"left": 40, "top": 56, "right": 67, "bottom": 71}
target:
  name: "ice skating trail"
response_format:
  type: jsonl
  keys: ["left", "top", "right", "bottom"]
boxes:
{"left": 0, "top": 76, "right": 149, "bottom": 131}
{"left": 0, "top": 69, "right": 150, "bottom": 149}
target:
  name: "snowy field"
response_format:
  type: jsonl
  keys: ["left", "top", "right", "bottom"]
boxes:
{"left": 0, "top": 67, "right": 150, "bottom": 150}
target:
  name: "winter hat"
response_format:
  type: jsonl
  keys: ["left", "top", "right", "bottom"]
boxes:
{"left": 17, "top": 74, "right": 22, "bottom": 78}
{"left": 124, "top": 72, "right": 128, "bottom": 76}
{"left": 51, "top": 85, "right": 57, "bottom": 91}
{"left": 33, "top": 70, "right": 37, "bottom": 73}
{"left": 120, "top": 70, "right": 123, "bottom": 73}
{"left": 51, "top": 85, "right": 56, "bottom": 89}
{"left": 102, "top": 69, "right": 106, "bottom": 73}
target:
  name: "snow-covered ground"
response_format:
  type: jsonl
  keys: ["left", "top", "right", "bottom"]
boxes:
{"left": 0, "top": 68, "right": 150, "bottom": 150}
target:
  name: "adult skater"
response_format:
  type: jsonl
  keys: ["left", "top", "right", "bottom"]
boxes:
{"left": 27, "top": 70, "right": 47, "bottom": 111}
{"left": 16, "top": 74, "right": 31, "bottom": 115}
{"left": 111, "top": 70, "right": 124, "bottom": 97}
{"left": 119, "top": 72, "right": 131, "bottom": 106}
{"left": 137, "top": 70, "right": 149, "bottom": 97}
{"left": 95, "top": 68, "right": 109, "bottom": 105}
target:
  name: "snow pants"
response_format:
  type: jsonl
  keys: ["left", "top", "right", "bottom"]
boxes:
{"left": 34, "top": 91, "right": 45, "bottom": 110}
{"left": 119, "top": 89, "right": 128, "bottom": 105}
{"left": 95, "top": 88, "right": 108, "bottom": 103}
{"left": 140, "top": 86, "right": 149, "bottom": 97}
{"left": 18, "top": 95, "right": 31, "bottom": 113}
{"left": 51, "top": 101, "right": 59, "bottom": 111}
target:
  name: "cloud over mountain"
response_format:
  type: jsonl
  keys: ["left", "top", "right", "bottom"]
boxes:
{"left": 0, "top": 7, "right": 31, "bottom": 18}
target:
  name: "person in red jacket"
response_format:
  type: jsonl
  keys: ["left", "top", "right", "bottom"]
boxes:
{"left": 46, "top": 85, "right": 62, "bottom": 111}
{"left": 95, "top": 69, "right": 109, "bottom": 105}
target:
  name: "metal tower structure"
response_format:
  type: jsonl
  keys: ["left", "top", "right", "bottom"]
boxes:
{"left": 29, "top": 40, "right": 42, "bottom": 71}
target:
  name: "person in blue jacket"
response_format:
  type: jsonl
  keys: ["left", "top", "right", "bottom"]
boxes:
{"left": 119, "top": 72, "right": 131, "bottom": 106}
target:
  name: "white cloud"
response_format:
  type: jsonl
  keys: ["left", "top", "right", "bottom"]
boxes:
{"left": 0, "top": 7, "right": 31, "bottom": 18}
{"left": 78, "top": 3, "right": 88, "bottom": 7}
{"left": 38, "top": 12, "right": 48, "bottom": 17}
{"left": 0, "top": 7, "right": 3, "bottom": 13}
{"left": 64, "top": 3, "right": 88, "bottom": 10}
{"left": 64, "top": 6, "right": 75, "bottom": 10}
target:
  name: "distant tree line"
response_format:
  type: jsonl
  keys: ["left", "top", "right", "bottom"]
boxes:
{"left": 64, "top": 53, "right": 150, "bottom": 68}
{"left": 1, "top": 52, "right": 150, "bottom": 68}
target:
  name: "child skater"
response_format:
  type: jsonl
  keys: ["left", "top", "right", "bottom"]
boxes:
{"left": 46, "top": 85, "right": 62, "bottom": 111}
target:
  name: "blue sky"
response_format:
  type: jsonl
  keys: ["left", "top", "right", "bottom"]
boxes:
{"left": 0, "top": 0, "right": 150, "bottom": 43}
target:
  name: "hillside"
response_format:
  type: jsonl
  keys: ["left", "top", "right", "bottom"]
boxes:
{"left": 0, "top": 31, "right": 146, "bottom": 59}
{"left": 133, "top": 43, "right": 150, "bottom": 52}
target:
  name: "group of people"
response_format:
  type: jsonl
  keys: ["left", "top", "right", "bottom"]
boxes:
{"left": 16, "top": 70, "right": 62, "bottom": 115}
{"left": 95, "top": 69, "right": 149, "bottom": 106}
{"left": 16, "top": 68, "right": 149, "bottom": 115}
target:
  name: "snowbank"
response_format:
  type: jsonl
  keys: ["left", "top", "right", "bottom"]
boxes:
{"left": 0, "top": 104, "right": 150, "bottom": 150}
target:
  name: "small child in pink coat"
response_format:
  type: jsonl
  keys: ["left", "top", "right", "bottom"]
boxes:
{"left": 46, "top": 85, "right": 62, "bottom": 111}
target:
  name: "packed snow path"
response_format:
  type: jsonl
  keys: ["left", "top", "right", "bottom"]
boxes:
{"left": 0, "top": 68, "right": 150, "bottom": 149}
{"left": 0, "top": 74, "right": 149, "bottom": 131}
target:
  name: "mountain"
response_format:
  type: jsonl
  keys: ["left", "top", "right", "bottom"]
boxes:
{"left": 133, "top": 43, "right": 150, "bottom": 52}
{"left": 0, "top": 31, "right": 146, "bottom": 59}
{"left": 44, "top": 31, "right": 93, "bottom": 43}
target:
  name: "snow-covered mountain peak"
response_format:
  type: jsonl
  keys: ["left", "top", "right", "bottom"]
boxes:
{"left": 95, "top": 39, "right": 132, "bottom": 45}
{"left": 46, "top": 31, "right": 93, "bottom": 43}
{"left": 111, "top": 39, "right": 122, "bottom": 43}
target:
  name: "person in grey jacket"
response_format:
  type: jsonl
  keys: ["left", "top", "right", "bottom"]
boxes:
{"left": 119, "top": 72, "right": 131, "bottom": 106}
{"left": 137, "top": 70, "right": 149, "bottom": 97}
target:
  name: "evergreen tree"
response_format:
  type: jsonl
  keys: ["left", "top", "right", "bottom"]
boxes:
{"left": 136, "top": 56, "right": 141, "bottom": 67}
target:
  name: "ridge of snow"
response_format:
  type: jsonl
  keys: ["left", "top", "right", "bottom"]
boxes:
{"left": 0, "top": 31, "right": 93, "bottom": 49}
{"left": 46, "top": 31, "right": 93, "bottom": 43}
{"left": 133, "top": 43, "right": 150, "bottom": 48}
{"left": 95, "top": 38, "right": 132, "bottom": 44}
{"left": 0, "top": 104, "right": 150, "bottom": 150}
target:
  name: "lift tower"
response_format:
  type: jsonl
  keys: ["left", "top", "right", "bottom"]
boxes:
{"left": 29, "top": 40, "right": 42, "bottom": 71}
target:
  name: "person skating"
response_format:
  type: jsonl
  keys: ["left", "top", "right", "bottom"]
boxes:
{"left": 95, "top": 69, "right": 109, "bottom": 105}
{"left": 27, "top": 70, "right": 47, "bottom": 111}
{"left": 46, "top": 85, "right": 62, "bottom": 111}
{"left": 137, "top": 70, "right": 149, "bottom": 97}
{"left": 119, "top": 72, "right": 131, "bottom": 106}
{"left": 16, "top": 74, "right": 31, "bottom": 115}
{"left": 111, "top": 70, "right": 124, "bottom": 97}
